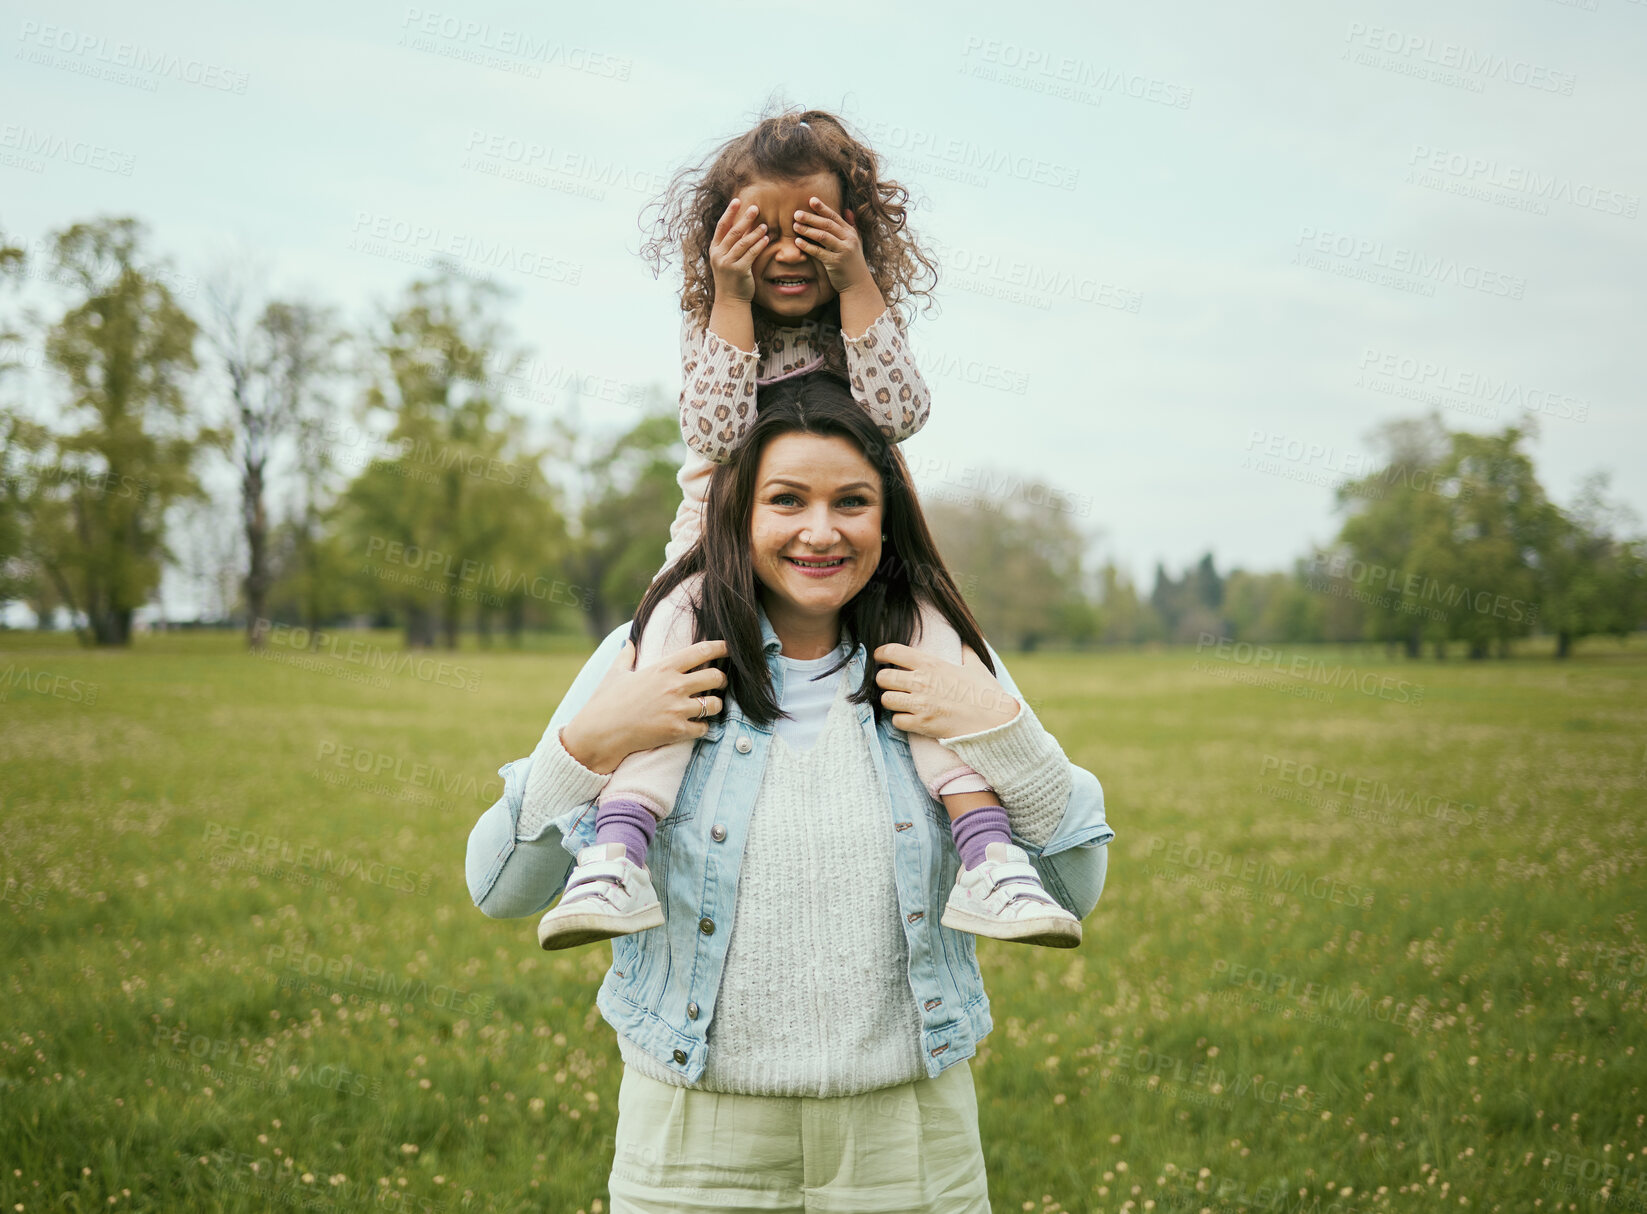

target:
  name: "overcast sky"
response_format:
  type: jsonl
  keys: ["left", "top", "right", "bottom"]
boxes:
{"left": 4, "top": 0, "right": 1643, "bottom": 606}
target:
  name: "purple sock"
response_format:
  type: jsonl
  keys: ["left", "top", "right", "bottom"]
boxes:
{"left": 951, "top": 804, "right": 1011, "bottom": 870}
{"left": 594, "top": 799, "right": 657, "bottom": 869}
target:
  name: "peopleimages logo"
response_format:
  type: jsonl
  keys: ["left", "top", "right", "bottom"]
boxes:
{"left": 362, "top": 537, "right": 594, "bottom": 611}
{"left": 395, "top": 8, "right": 632, "bottom": 80}
{"left": 905, "top": 455, "right": 1093, "bottom": 518}
{"left": 348, "top": 210, "right": 583, "bottom": 285}
{"left": 4, "top": 461, "right": 153, "bottom": 501}
{"left": 11, "top": 234, "right": 199, "bottom": 300}
{"left": 15, "top": 20, "right": 252, "bottom": 93}
{"left": 266, "top": 946, "right": 495, "bottom": 1017}
{"left": 0, "top": 124, "right": 136, "bottom": 175}
{"left": 1306, "top": 554, "right": 1536, "bottom": 624}
{"left": 1536, "top": 1149, "right": 1647, "bottom": 1199}
{"left": 837, "top": 99, "right": 1080, "bottom": 192}
{"left": 1258, "top": 755, "right": 1490, "bottom": 831}
{"left": 461, "top": 129, "right": 665, "bottom": 198}
{"left": 0, "top": 662, "right": 100, "bottom": 705}
{"left": 313, "top": 740, "right": 502, "bottom": 806}
{"left": 250, "top": 618, "right": 482, "bottom": 692}
{"left": 1356, "top": 347, "right": 1589, "bottom": 423}
{"left": 958, "top": 36, "right": 1194, "bottom": 109}
{"left": 1241, "top": 428, "right": 1469, "bottom": 502}
{"left": 1407, "top": 146, "right": 1637, "bottom": 219}
{"left": 1342, "top": 22, "right": 1577, "bottom": 95}
{"left": 1144, "top": 836, "right": 1376, "bottom": 910}
{"left": 1194, "top": 633, "right": 1425, "bottom": 705}
{"left": 1294, "top": 227, "right": 1526, "bottom": 299}
{"left": 925, "top": 233, "right": 1142, "bottom": 313}
{"left": 301, "top": 420, "right": 528, "bottom": 488}
{"left": 1085, "top": 1038, "right": 1338, "bottom": 1118}
{"left": 150, "top": 1022, "right": 383, "bottom": 1101}
{"left": 1157, "top": 1165, "right": 1367, "bottom": 1214}
{"left": 201, "top": 820, "right": 440, "bottom": 895}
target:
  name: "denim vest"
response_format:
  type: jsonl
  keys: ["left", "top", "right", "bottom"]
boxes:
{"left": 466, "top": 611, "right": 1114, "bottom": 1087}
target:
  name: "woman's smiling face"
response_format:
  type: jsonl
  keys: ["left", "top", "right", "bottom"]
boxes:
{"left": 750, "top": 431, "right": 883, "bottom": 627}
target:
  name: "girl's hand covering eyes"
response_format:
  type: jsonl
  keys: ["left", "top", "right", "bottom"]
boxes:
{"left": 793, "top": 198, "right": 872, "bottom": 295}
{"left": 709, "top": 197, "right": 768, "bottom": 304}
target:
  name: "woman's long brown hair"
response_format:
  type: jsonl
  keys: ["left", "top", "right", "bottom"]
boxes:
{"left": 629, "top": 372, "right": 994, "bottom": 729}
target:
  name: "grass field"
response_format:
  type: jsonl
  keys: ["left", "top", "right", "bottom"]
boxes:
{"left": 2, "top": 629, "right": 1644, "bottom": 1213}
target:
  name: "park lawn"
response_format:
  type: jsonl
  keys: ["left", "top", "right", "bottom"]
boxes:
{"left": 1, "top": 631, "right": 1643, "bottom": 1213}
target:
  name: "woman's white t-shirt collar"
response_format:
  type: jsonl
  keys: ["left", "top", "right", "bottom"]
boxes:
{"left": 773, "top": 643, "right": 850, "bottom": 754}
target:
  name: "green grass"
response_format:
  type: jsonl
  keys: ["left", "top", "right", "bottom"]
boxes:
{"left": 2, "top": 631, "right": 1644, "bottom": 1213}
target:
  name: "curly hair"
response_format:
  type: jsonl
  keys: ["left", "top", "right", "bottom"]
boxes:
{"left": 638, "top": 101, "right": 940, "bottom": 347}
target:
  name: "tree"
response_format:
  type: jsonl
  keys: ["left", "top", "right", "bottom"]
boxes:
{"left": 282, "top": 340, "right": 355, "bottom": 637}
{"left": 479, "top": 453, "right": 573, "bottom": 645}
{"left": 1148, "top": 553, "right": 1226, "bottom": 643}
{"left": 1332, "top": 415, "right": 1645, "bottom": 660}
{"left": 1222, "top": 567, "right": 1324, "bottom": 643}
{"left": 569, "top": 397, "right": 685, "bottom": 640}
{"left": 262, "top": 514, "right": 358, "bottom": 636}
{"left": 205, "top": 271, "right": 344, "bottom": 647}
{"left": 341, "top": 265, "right": 563, "bottom": 648}
{"left": 1533, "top": 473, "right": 1647, "bottom": 657}
{"left": 1093, "top": 562, "right": 1159, "bottom": 645}
{"left": 1434, "top": 426, "right": 1542, "bottom": 658}
{"left": 924, "top": 476, "right": 1091, "bottom": 651}
{"left": 0, "top": 232, "right": 35, "bottom": 611}
{"left": 169, "top": 496, "right": 244, "bottom": 622}
{"left": 1191, "top": 552, "right": 1223, "bottom": 612}
{"left": 27, "top": 219, "right": 218, "bottom": 644}
{"left": 1334, "top": 414, "right": 1454, "bottom": 657}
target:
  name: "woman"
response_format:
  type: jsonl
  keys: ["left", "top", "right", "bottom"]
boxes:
{"left": 465, "top": 373, "right": 1114, "bottom": 1211}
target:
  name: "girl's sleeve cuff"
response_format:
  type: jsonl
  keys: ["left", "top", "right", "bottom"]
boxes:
{"left": 704, "top": 328, "right": 758, "bottom": 360}
{"left": 841, "top": 306, "right": 896, "bottom": 348}
{"left": 940, "top": 701, "right": 1071, "bottom": 849}
{"left": 515, "top": 728, "right": 612, "bottom": 842}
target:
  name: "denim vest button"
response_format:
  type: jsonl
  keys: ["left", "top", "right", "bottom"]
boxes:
{"left": 907, "top": 910, "right": 924, "bottom": 923}
{"left": 699, "top": 916, "right": 715, "bottom": 935}
{"left": 687, "top": 1001, "right": 699, "bottom": 1019}
{"left": 672, "top": 1049, "right": 687, "bottom": 1065}
{"left": 735, "top": 735, "right": 752, "bottom": 754}
{"left": 711, "top": 824, "right": 726, "bottom": 842}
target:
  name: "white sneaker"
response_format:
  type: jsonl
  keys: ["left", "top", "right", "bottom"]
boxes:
{"left": 537, "top": 843, "right": 664, "bottom": 951}
{"left": 940, "top": 841, "right": 1083, "bottom": 948}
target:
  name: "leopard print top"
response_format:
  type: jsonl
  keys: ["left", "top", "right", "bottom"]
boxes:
{"left": 678, "top": 307, "right": 932, "bottom": 463}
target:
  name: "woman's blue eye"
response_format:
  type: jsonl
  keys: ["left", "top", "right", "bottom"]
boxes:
{"left": 768, "top": 492, "right": 870, "bottom": 508}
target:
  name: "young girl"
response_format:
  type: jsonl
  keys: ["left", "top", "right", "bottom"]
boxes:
{"left": 536, "top": 108, "right": 1078, "bottom": 951}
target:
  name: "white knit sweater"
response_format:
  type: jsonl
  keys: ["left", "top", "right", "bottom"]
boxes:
{"left": 616, "top": 672, "right": 928, "bottom": 1096}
